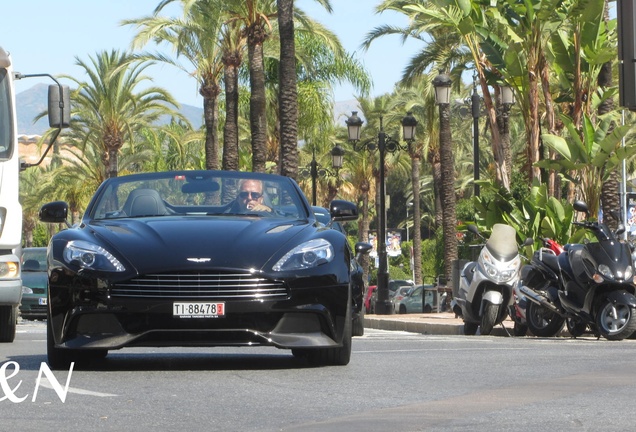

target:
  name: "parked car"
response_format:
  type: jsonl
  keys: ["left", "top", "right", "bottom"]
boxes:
{"left": 388, "top": 279, "right": 414, "bottom": 297}
{"left": 19, "top": 247, "right": 48, "bottom": 320}
{"left": 391, "top": 286, "right": 415, "bottom": 313}
{"left": 396, "top": 284, "right": 436, "bottom": 314}
{"left": 364, "top": 285, "right": 377, "bottom": 314}
{"left": 39, "top": 170, "right": 371, "bottom": 369}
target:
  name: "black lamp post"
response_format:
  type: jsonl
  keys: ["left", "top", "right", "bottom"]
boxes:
{"left": 346, "top": 111, "right": 417, "bottom": 315}
{"left": 433, "top": 70, "right": 457, "bottom": 285}
{"left": 300, "top": 145, "right": 344, "bottom": 206}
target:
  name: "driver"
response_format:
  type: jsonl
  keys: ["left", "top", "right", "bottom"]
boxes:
{"left": 235, "top": 179, "right": 272, "bottom": 213}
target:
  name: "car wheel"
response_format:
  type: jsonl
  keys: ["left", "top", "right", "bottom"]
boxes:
{"left": 306, "top": 317, "right": 352, "bottom": 366}
{"left": 0, "top": 305, "right": 17, "bottom": 343}
{"left": 399, "top": 304, "right": 407, "bottom": 314}
{"left": 352, "top": 309, "right": 364, "bottom": 337}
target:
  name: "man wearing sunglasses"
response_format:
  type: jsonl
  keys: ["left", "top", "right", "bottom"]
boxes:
{"left": 236, "top": 179, "right": 272, "bottom": 213}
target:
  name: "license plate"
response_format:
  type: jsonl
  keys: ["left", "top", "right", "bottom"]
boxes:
{"left": 173, "top": 302, "right": 225, "bottom": 318}
{"left": 39, "top": 298, "right": 48, "bottom": 306}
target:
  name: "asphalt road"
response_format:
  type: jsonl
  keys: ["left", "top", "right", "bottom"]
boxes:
{"left": 2, "top": 319, "right": 636, "bottom": 431}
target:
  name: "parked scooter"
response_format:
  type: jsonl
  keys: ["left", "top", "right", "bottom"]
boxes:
{"left": 519, "top": 201, "right": 636, "bottom": 340}
{"left": 509, "top": 238, "right": 564, "bottom": 336}
{"left": 454, "top": 224, "right": 527, "bottom": 335}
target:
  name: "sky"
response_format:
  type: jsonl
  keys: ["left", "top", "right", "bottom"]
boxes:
{"left": 1, "top": 0, "right": 420, "bottom": 108}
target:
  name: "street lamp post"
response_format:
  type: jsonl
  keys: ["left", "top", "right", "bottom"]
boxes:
{"left": 301, "top": 145, "right": 344, "bottom": 206}
{"left": 433, "top": 70, "right": 457, "bottom": 285}
{"left": 346, "top": 111, "right": 417, "bottom": 315}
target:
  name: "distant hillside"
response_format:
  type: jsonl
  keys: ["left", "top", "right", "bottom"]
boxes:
{"left": 16, "top": 84, "right": 359, "bottom": 135}
{"left": 16, "top": 84, "right": 204, "bottom": 135}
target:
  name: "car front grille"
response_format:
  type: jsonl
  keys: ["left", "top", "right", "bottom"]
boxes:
{"left": 110, "top": 272, "right": 289, "bottom": 300}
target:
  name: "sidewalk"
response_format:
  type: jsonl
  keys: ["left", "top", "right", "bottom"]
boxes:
{"left": 364, "top": 312, "right": 516, "bottom": 336}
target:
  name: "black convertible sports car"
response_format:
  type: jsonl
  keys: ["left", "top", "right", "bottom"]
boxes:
{"left": 39, "top": 170, "right": 371, "bottom": 369}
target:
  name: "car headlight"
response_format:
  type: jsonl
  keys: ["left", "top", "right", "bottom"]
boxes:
{"left": 63, "top": 240, "right": 125, "bottom": 272}
{"left": 272, "top": 238, "right": 334, "bottom": 271}
{"left": 0, "top": 261, "right": 19, "bottom": 279}
{"left": 22, "top": 286, "right": 34, "bottom": 294}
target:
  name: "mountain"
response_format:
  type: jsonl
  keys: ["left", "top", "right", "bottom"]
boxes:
{"left": 16, "top": 84, "right": 360, "bottom": 135}
{"left": 16, "top": 84, "right": 204, "bottom": 135}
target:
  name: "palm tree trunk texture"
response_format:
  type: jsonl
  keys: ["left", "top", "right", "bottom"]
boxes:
{"left": 358, "top": 189, "right": 371, "bottom": 295}
{"left": 599, "top": 0, "right": 619, "bottom": 231}
{"left": 438, "top": 103, "right": 458, "bottom": 284}
{"left": 222, "top": 59, "right": 240, "bottom": 172}
{"left": 410, "top": 153, "right": 423, "bottom": 286}
{"left": 248, "top": 26, "right": 268, "bottom": 173}
{"left": 200, "top": 81, "right": 220, "bottom": 171}
{"left": 277, "top": 0, "right": 298, "bottom": 180}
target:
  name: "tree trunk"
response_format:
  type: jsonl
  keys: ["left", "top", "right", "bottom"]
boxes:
{"left": 222, "top": 52, "right": 241, "bottom": 172}
{"left": 410, "top": 149, "right": 422, "bottom": 286}
{"left": 438, "top": 103, "right": 457, "bottom": 284}
{"left": 599, "top": 0, "right": 619, "bottom": 230}
{"left": 200, "top": 80, "right": 220, "bottom": 170}
{"left": 277, "top": 0, "right": 298, "bottom": 180}
{"left": 248, "top": 25, "right": 268, "bottom": 173}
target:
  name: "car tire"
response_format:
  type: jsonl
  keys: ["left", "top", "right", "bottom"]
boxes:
{"left": 352, "top": 309, "right": 364, "bottom": 337}
{"left": 0, "top": 305, "right": 17, "bottom": 343}
{"left": 47, "top": 316, "right": 84, "bottom": 370}
{"left": 399, "top": 304, "right": 407, "bottom": 314}
{"left": 304, "top": 316, "right": 352, "bottom": 366}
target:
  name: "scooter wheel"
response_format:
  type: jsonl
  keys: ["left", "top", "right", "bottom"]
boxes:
{"left": 513, "top": 321, "right": 528, "bottom": 337}
{"left": 566, "top": 318, "right": 587, "bottom": 338}
{"left": 526, "top": 302, "right": 565, "bottom": 337}
{"left": 597, "top": 301, "right": 636, "bottom": 341}
{"left": 463, "top": 322, "right": 478, "bottom": 335}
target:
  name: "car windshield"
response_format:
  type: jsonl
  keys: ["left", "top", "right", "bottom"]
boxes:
{"left": 89, "top": 171, "right": 309, "bottom": 221}
{"left": 21, "top": 248, "right": 47, "bottom": 272}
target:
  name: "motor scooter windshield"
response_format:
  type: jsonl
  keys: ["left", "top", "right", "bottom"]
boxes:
{"left": 485, "top": 224, "right": 518, "bottom": 261}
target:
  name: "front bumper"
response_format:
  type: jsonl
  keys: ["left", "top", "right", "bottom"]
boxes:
{"left": 0, "top": 279, "right": 22, "bottom": 306}
{"left": 49, "top": 269, "right": 350, "bottom": 351}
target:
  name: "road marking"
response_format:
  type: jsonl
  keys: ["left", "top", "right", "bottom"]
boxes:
{"left": 39, "top": 378, "right": 118, "bottom": 397}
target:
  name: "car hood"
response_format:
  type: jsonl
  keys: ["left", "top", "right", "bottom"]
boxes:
{"left": 88, "top": 216, "right": 310, "bottom": 273}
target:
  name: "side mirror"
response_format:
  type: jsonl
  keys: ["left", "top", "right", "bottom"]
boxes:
{"left": 330, "top": 200, "right": 358, "bottom": 222}
{"left": 573, "top": 200, "right": 589, "bottom": 215}
{"left": 355, "top": 242, "right": 372, "bottom": 262}
{"left": 467, "top": 224, "right": 479, "bottom": 235}
{"left": 48, "top": 84, "right": 70, "bottom": 129}
{"left": 39, "top": 201, "right": 69, "bottom": 224}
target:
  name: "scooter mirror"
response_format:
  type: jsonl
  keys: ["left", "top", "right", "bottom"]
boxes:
{"left": 616, "top": 224, "right": 626, "bottom": 236}
{"left": 573, "top": 200, "right": 589, "bottom": 215}
{"left": 467, "top": 224, "right": 479, "bottom": 236}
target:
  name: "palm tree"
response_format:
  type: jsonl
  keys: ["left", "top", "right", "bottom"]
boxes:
{"left": 123, "top": 0, "right": 223, "bottom": 170}
{"left": 224, "top": 0, "right": 277, "bottom": 173}
{"left": 63, "top": 50, "right": 182, "bottom": 178}
{"left": 277, "top": 0, "right": 298, "bottom": 179}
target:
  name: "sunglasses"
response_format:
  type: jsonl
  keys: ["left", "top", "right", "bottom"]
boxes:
{"left": 239, "top": 191, "right": 263, "bottom": 200}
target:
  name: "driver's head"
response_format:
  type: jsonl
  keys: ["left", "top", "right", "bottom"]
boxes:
{"left": 238, "top": 179, "right": 264, "bottom": 211}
